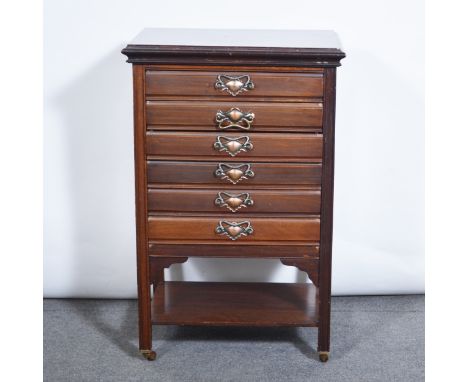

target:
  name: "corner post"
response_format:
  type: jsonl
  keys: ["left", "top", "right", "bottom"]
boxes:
{"left": 132, "top": 65, "right": 155, "bottom": 360}
{"left": 317, "top": 67, "right": 337, "bottom": 361}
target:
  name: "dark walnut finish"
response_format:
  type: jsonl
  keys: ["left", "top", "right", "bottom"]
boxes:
{"left": 152, "top": 282, "right": 319, "bottom": 326}
{"left": 146, "top": 70, "right": 324, "bottom": 99}
{"left": 147, "top": 188, "right": 322, "bottom": 214}
{"left": 147, "top": 216, "right": 321, "bottom": 242}
{"left": 148, "top": 243, "right": 320, "bottom": 258}
{"left": 146, "top": 132, "right": 323, "bottom": 161}
{"left": 122, "top": 28, "right": 345, "bottom": 363}
{"left": 147, "top": 161, "right": 322, "bottom": 186}
{"left": 146, "top": 101, "right": 323, "bottom": 132}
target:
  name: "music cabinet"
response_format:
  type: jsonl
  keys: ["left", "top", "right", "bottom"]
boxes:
{"left": 122, "top": 28, "right": 345, "bottom": 362}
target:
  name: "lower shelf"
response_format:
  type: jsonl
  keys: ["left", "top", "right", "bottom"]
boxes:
{"left": 152, "top": 281, "right": 318, "bottom": 327}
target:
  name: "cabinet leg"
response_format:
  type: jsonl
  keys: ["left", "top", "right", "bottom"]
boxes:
{"left": 318, "top": 320, "right": 330, "bottom": 362}
{"left": 137, "top": 265, "right": 153, "bottom": 359}
{"left": 137, "top": 290, "right": 154, "bottom": 360}
{"left": 317, "top": 290, "right": 331, "bottom": 362}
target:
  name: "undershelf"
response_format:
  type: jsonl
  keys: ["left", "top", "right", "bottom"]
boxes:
{"left": 152, "top": 281, "right": 318, "bottom": 327}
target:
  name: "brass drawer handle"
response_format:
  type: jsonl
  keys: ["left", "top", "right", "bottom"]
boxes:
{"left": 213, "top": 136, "right": 253, "bottom": 157}
{"left": 215, "top": 220, "right": 254, "bottom": 240}
{"left": 216, "top": 108, "right": 255, "bottom": 130}
{"left": 214, "top": 163, "right": 255, "bottom": 184}
{"left": 214, "top": 192, "right": 254, "bottom": 212}
{"left": 214, "top": 74, "right": 254, "bottom": 96}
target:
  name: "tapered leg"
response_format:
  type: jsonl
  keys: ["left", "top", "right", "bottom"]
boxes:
{"left": 137, "top": 267, "right": 155, "bottom": 360}
{"left": 317, "top": 261, "right": 331, "bottom": 362}
{"left": 317, "top": 311, "right": 330, "bottom": 362}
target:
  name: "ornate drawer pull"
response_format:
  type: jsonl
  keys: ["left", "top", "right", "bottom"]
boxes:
{"left": 213, "top": 136, "right": 253, "bottom": 157}
{"left": 215, "top": 220, "right": 254, "bottom": 240}
{"left": 214, "top": 74, "right": 254, "bottom": 96}
{"left": 214, "top": 192, "right": 254, "bottom": 212}
{"left": 214, "top": 163, "right": 254, "bottom": 184}
{"left": 216, "top": 108, "right": 255, "bottom": 130}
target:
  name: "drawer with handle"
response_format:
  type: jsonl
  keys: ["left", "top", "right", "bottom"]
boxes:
{"left": 146, "top": 132, "right": 323, "bottom": 160}
{"left": 147, "top": 216, "right": 320, "bottom": 242}
{"left": 147, "top": 189, "right": 321, "bottom": 214}
{"left": 145, "top": 70, "right": 324, "bottom": 99}
{"left": 147, "top": 161, "right": 322, "bottom": 186}
{"left": 146, "top": 101, "right": 323, "bottom": 132}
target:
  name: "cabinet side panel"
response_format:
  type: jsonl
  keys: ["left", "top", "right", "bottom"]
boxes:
{"left": 318, "top": 67, "right": 336, "bottom": 352}
{"left": 133, "top": 65, "right": 152, "bottom": 350}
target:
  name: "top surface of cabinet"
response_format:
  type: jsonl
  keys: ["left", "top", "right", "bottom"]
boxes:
{"left": 122, "top": 28, "right": 345, "bottom": 66}
{"left": 127, "top": 28, "right": 342, "bottom": 48}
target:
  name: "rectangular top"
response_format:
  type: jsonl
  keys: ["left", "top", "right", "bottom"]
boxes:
{"left": 129, "top": 28, "right": 342, "bottom": 50}
{"left": 122, "top": 28, "right": 345, "bottom": 67}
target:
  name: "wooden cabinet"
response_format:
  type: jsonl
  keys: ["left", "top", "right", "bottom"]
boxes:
{"left": 122, "top": 28, "right": 345, "bottom": 363}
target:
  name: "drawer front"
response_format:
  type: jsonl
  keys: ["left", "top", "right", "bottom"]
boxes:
{"left": 148, "top": 189, "right": 321, "bottom": 214}
{"left": 145, "top": 70, "right": 324, "bottom": 99}
{"left": 148, "top": 216, "right": 320, "bottom": 242}
{"left": 146, "top": 101, "right": 323, "bottom": 132}
{"left": 147, "top": 161, "right": 322, "bottom": 186}
{"left": 146, "top": 132, "right": 323, "bottom": 160}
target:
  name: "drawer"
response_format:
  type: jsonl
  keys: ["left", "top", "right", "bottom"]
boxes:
{"left": 146, "top": 101, "right": 323, "bottom": 132}
{"left": 147, "top": 216, "right": 320, "bottom": 242}
{"left": 147, "top": 161, "right": 322, "bottom": 186}
{"left": 146, "top": 132, "right": 323, "bottom": 160}
{"left": 148, "top": 189, "right": 321, "bottom": 214}
{"left": 145, "top": 70, "right": 324, "bottom": 99}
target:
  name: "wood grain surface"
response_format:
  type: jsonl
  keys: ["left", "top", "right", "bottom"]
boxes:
{"left": 145, "top": 70, "right": 324, "bottom": 98}
{"left": 147, "top": 161, "right": 322, "bottom": 185}
{"left": 147, "top": 216, "right": 320, "bottom": 242}
{"left": 146, "top": 131, "right": 323, "bottom": 161}
{"left": 152, "top": 282, "right": 319, "bottom": 326}
{"left": 146, "top": 101, "right": 323, "bottom": 132}
{"left": 147, "top": 188, "right": 321, "bottom": 214}
{"left": 148, "top": 243, "right": 320, "bottom": 258}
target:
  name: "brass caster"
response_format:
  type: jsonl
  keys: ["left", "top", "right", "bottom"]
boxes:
{"left": 140, "top": 350, "right": 156, "bottom": 361}
{"left": 319, "top": 352, "right": 329, "bottom": 362}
